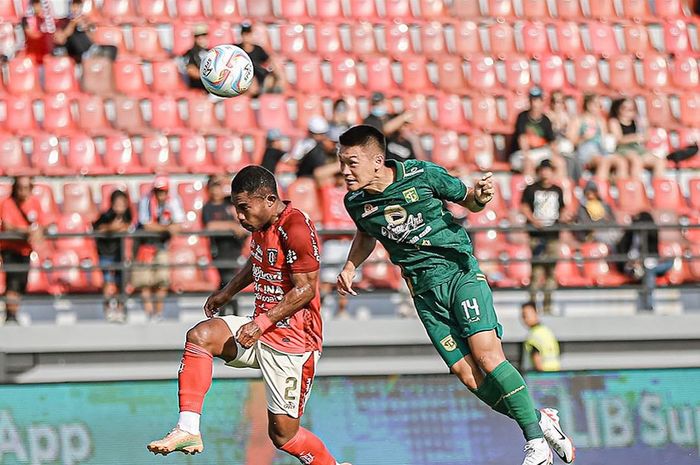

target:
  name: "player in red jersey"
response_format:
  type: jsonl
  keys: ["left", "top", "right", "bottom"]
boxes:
{"left": 148, "top": 166, "right": 349, "bottom": 465}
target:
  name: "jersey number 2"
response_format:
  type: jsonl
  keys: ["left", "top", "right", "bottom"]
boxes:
{"left": 461, "top": 298, "right": 481, "bottom": 322}
{"left": 284, "top": 377, "right": 298, "bottom": 401}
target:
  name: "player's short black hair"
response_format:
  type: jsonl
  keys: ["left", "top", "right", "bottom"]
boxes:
{"left": 521, "top": 301, "right": 537, "bottom": 310}
{"left": 230, "top": 165, "right": 278, "bottom": 197}
{"left": 338, "top": 124, "right": 386, "bottom": 154}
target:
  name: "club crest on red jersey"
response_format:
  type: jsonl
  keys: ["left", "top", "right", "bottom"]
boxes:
{"left": 267, "top": 248, "right": 278, "bottom": 266}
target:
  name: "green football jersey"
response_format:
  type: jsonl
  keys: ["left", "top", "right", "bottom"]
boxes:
{"left": 344, "top": 159, "right": 479, "bottom": 295}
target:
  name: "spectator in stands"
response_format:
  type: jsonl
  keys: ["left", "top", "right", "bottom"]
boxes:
{"left": 575, "top": 181, "right": 622, "bottom": 249}
{"left": 547, "top": 91, "right": 578, "bottom": 180}
{"left": 0, "top": 176, "right": 53, "bottom": 324}
{"left": 53, "top": 0, "right": 116, "bottom": 63}
{"left": 289, "top": 116, "right": 338, "bottom": 184}
{"left": 362, "top": 92, "right": 413, "bottom": 139}
{"left": 236, "top": 22, "right": 280, "bottom": 95}
{"left": 520, "top": 301, "right": 561, "bottom": 372}
{"left": 133, "top": 176, "right": 185, "bottom": 322}
{"left": 93, "top": 190, "right": 132, "bottom": 323}
{"left": 617, "top": 212, "right": 674, "bottom": 311}
{"left": 385, "top": 118, "right": 422, "bottom": 163}
{"left": 22, "top": 0, "right": 66, "bottom": 64}
{"left": 182, "top": 24, "right": 209, "bottom": 92}
{"left": 329, "top": 99, "right": 352, "bottom": 134}
{"left": 520, "top": 159, "right": 568, "bottom": 314}
{"left": 608, "top": 98, "right": 666, "bottom": 179}
{"left": 568, "top": 94, "right": 628, "bottom": 181}
{"left": 509, "top": 87, "right": 565, "bottom": 179}
{"left": 260, "top": 129, "right": 286, "bottom": 173}
{"left": 202, "top": 175, "right": 247, "bottom": 316}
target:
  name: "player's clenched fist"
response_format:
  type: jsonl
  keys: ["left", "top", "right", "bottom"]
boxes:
{"left": 475, "top": 172, "right": 495, "bottom": 205}
{"left": 336, "top": 265, "right": 358, "bottom": 296}
{"left": 203, "top": 290, "right": 231, "bottom": 318}
{"left": 236, "top": 321, "right": 262, "bottom": 349}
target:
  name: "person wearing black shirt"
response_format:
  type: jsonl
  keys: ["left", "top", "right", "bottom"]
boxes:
{"left": 260, "top": 129, "right": 286, "bottom": 173}
{"left": 93, "top": 190, "right": 132, "bottom": 322}
{"left": 183, "top": 24, "right": 209, "bottom": 91}
{"left": 362, "top": 92, "right": 413, "bottom": 138}
{"left": 292, "top": 116, "right": 337, "bottom": 183}
{"left": 53, "top": 0, "right": 117, "bottom": 63}
{"left": 520, "top": 159, "right": 567, "bottom": 314}
{"left": 236, "top": 22, "right": 279, "bottom": 94}
{"left": 202, "top": 176, "right": 247, "bottom": 315}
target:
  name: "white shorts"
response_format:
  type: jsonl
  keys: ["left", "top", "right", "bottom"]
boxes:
{"left": 218, "top": 315, "right": 320, "bottom": 418}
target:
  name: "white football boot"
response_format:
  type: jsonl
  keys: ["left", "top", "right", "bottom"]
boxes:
{"left": 539, "top": 408, "right": 575, "bottom": 463}
{"left": 522, "top": 438, "right": 553, "bottom": 465}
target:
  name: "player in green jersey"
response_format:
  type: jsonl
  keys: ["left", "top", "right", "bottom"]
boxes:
{"left": 336, "top": 125, "right": 575, "bottom": 465}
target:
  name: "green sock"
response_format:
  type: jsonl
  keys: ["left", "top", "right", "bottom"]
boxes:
{"left": 487, "top": 361, "right": 543, "bottom": 440}
{"left": 470, "top": 377, "right": 542, "bottom": 421}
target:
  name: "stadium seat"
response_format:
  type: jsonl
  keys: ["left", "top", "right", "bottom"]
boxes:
{"left": 553, "top": 21, "right": 583, "bottom": 57}
{"left": 418, "top": 0, "right": 448, "bottom": 18}
{"left": 222, "top": 95, "right": 257, "bottom": 131}
{"left": 277, "top": 0, "right": 308, "bottom": 19}
{"left": 502, "top": 56, "right": 531, "bottom": 93}
{"left": 466, "top": 133, "right": 496, "bottom": 171}
{"left": 279, "top": 23, "right": 307, "bottom": 55}
{"left": 436, "top": 95, "right": 468, "bottom": 132}
{"left": 404, "top": 93, "right": 434, "bottom": 130}
{"left": 616, "top": 179, "right": 651, "bottom": 215}
{"left": 174, "top": 0, "right": 206, "bottom": 20}
{"left": 99, "top": 182, "right": 131, "bottom": 212}
{"left": 315, "top": 0, "right": 342, "bottom": 18}
{"left": 320, "top": 185, "right": 355, "bottom": 230}
{"left": 466, "top": 55, "right": 497, "bottom": 91}
{"left": 187, "top": 95, "right": 223, "bottom": 134}
{"left": 451, "top": 0, "right": 482, "bottom": 18}
{"left": 81, "top": 56, "right": 115, "bottom": 96}
{"left": 521, "top": 21, "right": 549, "bottom": 58}
{"left": 285, "top": 177, "right": 322, "bottom": 223}
{"left": 131, "top": 26, "right": 168, "bottom": 60}
{"left": 0, "top": 0, "right": 19, "bottom": 21}
{"left": 210, "top": 0, "right": 241, "bottom": 20}
{"left": 2, "top": 95, "right": 39, "bottom": 134}
{"left": 646, "top": 127, "right": 670, "bottom": 159}
{"left": 503, "top": 243, "right": 531, "bottom": 286}
{"left": 502, "top": 92, "right": 530, "bottom": 128}
{"left": 98, "top": 0, "right": 138, "bottom": 23}
{"left": 469, "top": 95, "right": 504, "bottom": 132}
{"left": 430, "top": 131, "right": 463, "bottom": 169}
{"left": 537, "top": 54, "right": 567, "bottom": 91}
{"left": 453, "top": 21, "right": 482, "bottom": 59}
{"left": 471, "top": 209, "right": 506, "bottom": 254}
{"left": 642, "top": 53, "right": 670, "bottom": 90}
{"left": 554, "top": 0, "right": 582, "bottom": 19}
{"left": 62, "top": 183, "right": 98, "bottom": 221}
{"left": 75, "top": 94, "right": 113, "bottom": 136}
{"left": 180, "top": 134, "right": 217, "bottom": 173}
{"left": 385, "top": 0, "right": 412, "bottom": 17}
{"left": 384, "top": 22, "right": 412, "bottom": 56}
{"left": 141, "top": 134, "right": 186, "bottom": 173}
{"left": 31, "top": 133, "right": 70, "bottom": 176}
{"left": 656, "top": 0, "right": 686, "bottom": 18}
{"left": 213, "top": 135, "right": 251, "bottom": 172}
{"left": 658, "top": 242, "right": 685, "bottom": 285}
{"left": 349, "top": 22, "right": 377, "bottom": 55}
{"left": 52, "top": 248, "right": 102, "bottom": 294}
{"left": 436, "top": 55, "right": 467, "bottom": 93}
{"left": 329, "top": 57, "right": 359, "bottom": 92}
{"left": 92, "top": 25, "right": 127, "bottom": 55}
{"left": 148, "top": 95, "right": 184, "bottom": 133}
{"left": 43, "top": 56, "right": 78, "bottom": 94}
{"left": 291, "top": 55, "right": 325, "bottom": 93}
{"left": 65, "top": 134, "right": 110, "bottom": 176}
{"left": 509, "top": 174, "right": 528, "bottom": 208}
{"left": 688, "top": 244, "right": 700, "bottom": 281}
{"left": 608, "top": 55, "right": 638, "bottom": 92}
{"left": 523, "top": 0, "right": 552, "bottom": 19}
{"left": 137, "top": 0, "right": 170, "bottom": 22}
{"left": 207, "top": 20, "right": 235, "bottom": 48}
{"left": 663, "top": 19, "right": 689, "bottom": 54}
{"left": 361, "top": 244, "right": 402, "bottom": 290}
{"left": 581, "top": 242, "right": 629, "bottom": 286}
{"left": 257, "top": 94, "right": 294, "bottom": 132}
{"left": 242, "top": 0, "right": 273, "bottom": 18}
{"left": 585, "top": 21, "right": 619, "bottom": 58}
{"left": 170, "top": 21, "right": 195, "bottom": 56}
{"left": 314, "top": 22, "right": 342, "bottom": 56}
{"left": 0, "top": 134, "right": 30, "bottom": 176}
{"left": 0, "top": 22, "right": 15, "bottom": 61}
{"left": 6, "top": 56, "right": 39, "bottom": 95}
{"left": 671, "top": 56, "right": 699, "bottom": 90}
{"left": 32, "top": 183, "right": 59, "bottom": 220}
{"left": 556, "top": 243, "right": 593, "bottom": 286}
{"left": 623, "top": 22, "right": 650, "bottom": 57}
{"left": 488, "top": 22, "right": 516, "bottom": 59}
{"left": 362, "top": 56, "right": 396, "bottom": 92}
{"left": 177, "top": 181, "right": 207, "bottom": 214}
{"left": 347, "top": 0, "right": 379, "bottom": 19}
{"left": 644, "top": 94, "right": 675, "bottom": 128}
{"left": 41, "top": 93, "right": 76, "bottom": 135}
{"left": 113, "top": 57, "right": 148, "bottom": 96}
{"left": 151, "top": 60, "right": 189, "bottom": 95}
{"left": 620, "top": 0, "right": 653, "bottom": 20}
{"left": 419, "top": 22, "right": 446, "bottom": 55}
{"left": 168, "top": 248, "right": 217, "bottom": 294}
{"left": 679, "top": 92, "right": 700, "bottom": 127}
{"left": 26, "top": 251, "right": 58, "bottom": 295}
{"left": 295, "top": 94, "right": 324, "bottom": 130}
{"left": 488, "top": 0, "right": 514, "bottom": 18}
{"left": 587, "top": 0, "right": 615, "bottom": 18}
{"left": 574, "top": 54, "right": 602, "bottom": 92}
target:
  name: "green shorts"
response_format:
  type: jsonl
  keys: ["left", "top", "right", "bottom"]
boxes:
{"left": 413, "top": 269, "right": 503, "bottom": 369}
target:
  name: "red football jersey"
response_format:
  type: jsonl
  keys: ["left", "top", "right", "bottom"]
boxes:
{"left": 251, "top": 203, "right": 323, "bottom": 354}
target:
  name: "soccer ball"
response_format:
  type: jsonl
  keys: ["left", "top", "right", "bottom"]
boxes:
{"left": 199, "top": 45, "right": 254, "bottom": 98}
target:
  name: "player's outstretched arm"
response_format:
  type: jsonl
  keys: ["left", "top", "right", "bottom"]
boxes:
{"left": 203, "top": 258, "right": 253, "bottom": 318}
{"left": 337, "top": 230, "right": 376, "bottom": 296}
{"left": 237, "top": 270, "right": 319, "bottom": 349}
{"left": 458, "top": 172, "right": 495, "bottom": 213}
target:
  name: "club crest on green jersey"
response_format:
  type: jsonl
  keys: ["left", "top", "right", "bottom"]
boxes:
{"left": 402, "top": 187, "right": 420, "bottom": 203}
{"left": 440, "top": 335, "right": 457, "bottom": 352}
{"left": 384, "top": 205, "right": 408, "bottom": 226}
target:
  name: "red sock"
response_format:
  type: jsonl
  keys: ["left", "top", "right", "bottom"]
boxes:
{"left": 280, "top": 427, "right": 337, "bottom": 465}
{"left": 178, "top": 342, "right": 213, "bottom": 413}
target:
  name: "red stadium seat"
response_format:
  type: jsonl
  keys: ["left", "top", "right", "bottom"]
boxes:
{"left": 616, "top": 179, "right": 651, "bottom": 214}
{"left": 466, "top": 132, "right": 496, "bottom": 171}
{"left": 521, "top": 21, "right": 549, "bottom": 58}
{"left": 0, "top": 0, "right": 19, "bottom": 21}
{"left": 2, "top": 95, "right": 39, "bottom": 134}
{"left": 689, "top": 244, "right": 700, "bottom": 282}
{"left": 430, "top": 131, "right": 464, "bottom": 169}
{"left": 467, "top": 54, "right": 497, "bottom": 91}
{"left": 99, "top": 183, "right": 131, "bottom": 212}
{"left": 385, "top": 0, "right": 412, "bottom": 17}
{"left": 98, "top": 0, "right": 138, "bottom": 23}
{"left": 580, "top": 242, "right": 629, "bottom": 286}
{"left": 363, "top": 56, "right": 396, "bottom": 93}
{"left": 92, "top": 26, "right": 126, "bottom": 55}
{"left": 350, "top": 22, "right": 377, "bottom": 55}
{"left": 608, "top": 55, "right": 638, "bottom": 92}
{"left": 418, "top": 0, "right": 448, "bottom": 18}
{"left": 180, "top": 134, "right": 217, "bottom": 173}
{"left": 314, "top": 23, "right": 342, "bottom": 57}
{"left": 642, "top": 53, "right": 669, "bottom": 91}
{"left": 137, "top": 0, "right": 169, "bottom": 22}
{"left": 469, "top": 94, "right": 503, "bottom": 132}
{"left": 177, "top": 181, "right": 207, "bottom": 214}
{"left": 104, "top": 134, "right": 146, "bottom": 174}
{"left": 419, "top": 22, "right": 446, "bottom": 55}
{"left": 141, "top": 134, "right": 186, "bottom": 173}
{"left": 679, "top": 92, "right": 700, "bottom": 127}
{"left": 80, "top": 56, "right": 115, "bottom": 97}
{"left": 348, "top": 0, "right": 379, "bottom": 19}
{"left": 131, "top": 26, "right": 168, "bottom": 60}
{"left": 452, "top": 0, "right": 482, "bottom": 18}
{"left": 213, "top": 135, "right": 251, "bottom": 172}
{"left": 436, "top": 55, "right": 467, "bottom": 93}
{"left": 279, "top": 23, "right": 307, "bottom": 55}
{"left": 75, "top": 95, "right": 113, "bottom": 136}
{"left": 644, "top": 94, "right": 675, "bottom": 128}
{"left": 43, "top": 56, "right": 78, "bottom": 94}
{"left": 522, "top": 0, "right": 552, "bottom": 19}
{"left": 620, "top": 0, "right": 653, "bottom": 20}
{"left": 554, "top": 21, "right": 583, "bottom": 57}
{"left": 574, "top": 54, "right": 602, "bottom": 92}
{"left": 401, "top": 55, "right": 432, "bottom": 93}
{"left": 295, "top": 95, "right": 324, "bottom": 130}
{"left": 187, "top": 95, "right": 223, "bottom": 134}
{"left": 6, "top": 56, "right": 39, "bottom": 95}
{"left": 488, "top": 22, "right": 516, "bottom": 59}
{"left": 470, "top": 209, "right": 506, "bottom": 253}
{"left": 31, "top": 134, "right": 70, "bottom": 176}
{"left": 384, "top": 22, "right": 412, "bottom": 56}
{"left": 623, "top": 22, "right": 650, "bottom": 57}
{"left": 148, "top": 95, "right": 184, "bottom": 133}
{"left": 329, "top": 57, "right": 359, "bottom": 92}
{"left": 556, "top": 243, "right": 593, "bottom": 286}
{"left": 0, "top": 22, "right": 16, "bottom": 61}
{"left": 585, "top": 21, "right": 619, "bottom": 58}
{"left": 538, "top": 55, "right": 567, "bottom": 91}
{"left": 503, "top": 56, "right": 531, "bottom": 93}
{"left": 671, "top": 56, "right": 699, "bottom": 90}
{"left": 436, "top": 95, "right": 468, "bottom": 131}
{"left": 257, "top": 94, "right": 294, "bottom": 132}
{"left": 554, "top": 0, "right": 582, "bottom": 19}
{"left": 243, "top": 0, "right": 273, "bottom": 18}
{"left": 362, "top": 244, "right": 401, "bottom": 290}
{"left": 207, "top": 21, "right": 235, "bottom": 48}
{"left": 171, "top": 22, "right": 194, "bottom": 56}
{"left": 31, "top": 183, "right": 59, "bottom": 220}
{"left": 51, "top": 248, "right": 102, "bottom": 294}
{"left": 509, "top": 174, "right": 528, "bottom": 208}
{"left": 278, "top": 0, "right": 308, "bottom": 19}
{"left": 0, "top": 135, "right": 30, "bottom": 176}
{"left": 26, "top": 250, "right": 58, "bottom": 295}
{"left": 285, "top": 178, "right": 322, "bottom": 224}
{"left": 222, "top": 95, "right": 257, "bottom": 131}
{"left": 170, "top": 248, "right": 218, "bottom": 293}
{"left": 113, "top": 57, "right": 148, "bottom": 96}
{"left": 587, "top": 0, "right": 615, "bottom": 18}
{"left": 211, "top": 0, "right": 241, "bottom": 20}
{"left": 656, "top": 0, "right": 686, "bottom": 18}
{"left": 315, "top": 0, "right": 342, "bottom": 19}
{"left": 502, "top": 92, "right": 530, "bottom": 128}
{"left": 320, "top": 185, "right": 355, "bottom": 230}
{"left": 292, "top": 55, "right": 325, "bottom": 93}
{"left": 504, "top": 243, "right": 531, "bottom": 286}
{"left": 453, "top": 21, "right": 482, "bottom": 59}
{"left": 65, "top": 134, "right": 110, "bottom": 176}
{"left": 62, "top": 183, "right": 97, "bottom": 221}
{"left": 41, "top": 93, "right": 76, "bottom": 135}
{"left": 175, "top": 0, "right": 206, "bottom": 20}
{"left": 151, "top": 60, "right": 189, "bottom": 95}
{"left": 646, "top": 127, "right": 670, "bottom": 158}
{"left": 658, "top": 242, "right": 685, "bottom": 285}
{"left": 403, "top": 94, "right": 433, "bottom": 129}
{"left": 663, "top": 19, "right": 689, "bottom": 54}
{"left": 488, "top": 0, "right": 514, "bottom": 18}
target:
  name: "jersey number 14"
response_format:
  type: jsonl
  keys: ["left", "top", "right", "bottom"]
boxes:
{"left": 461, "top": 298, "right": 481, "bottom": 322}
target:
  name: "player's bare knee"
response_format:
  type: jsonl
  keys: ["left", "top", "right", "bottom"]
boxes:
{"left": 268, "top": 422, "right": 298, "bottom": 449}
{"left": 186, "top": 322, "right": 214, "bottom": 348}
